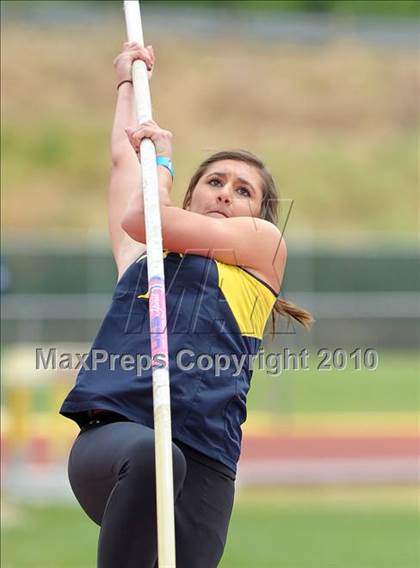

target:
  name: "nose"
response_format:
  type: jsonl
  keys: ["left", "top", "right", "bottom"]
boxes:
{"left": 216, "top": 186, "right": 232, "bottom": 204}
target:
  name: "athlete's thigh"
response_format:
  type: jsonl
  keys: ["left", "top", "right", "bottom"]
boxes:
{"left": 68, "top": 421, "right": 155, "bottom": 524}
{"left": 175, "top": 457, "right": 235, "bottom": 568}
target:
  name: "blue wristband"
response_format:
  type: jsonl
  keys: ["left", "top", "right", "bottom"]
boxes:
{"left": 156, "top": 156, "right": 174, "bottom": 180}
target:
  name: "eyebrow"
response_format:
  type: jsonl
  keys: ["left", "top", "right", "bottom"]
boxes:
{"left": 206, "top": 171, "right": 256, "bottom": 193}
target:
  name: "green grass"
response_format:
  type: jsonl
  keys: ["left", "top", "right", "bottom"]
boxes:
{"left": 1, "top": 504, "right": 98, "bottom": 568}
{"left": 248, "top": 350, "right": 420, "bottom": 414}
{"left": 2, "top": 487, "right": 419, "bottom": 568}
{"left": 221, "top": 507, "right": 419, "bottom": 568}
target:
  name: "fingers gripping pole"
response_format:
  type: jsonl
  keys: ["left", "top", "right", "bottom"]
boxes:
{"left": 123, "top": 2, "right": 176, "bottom": 567}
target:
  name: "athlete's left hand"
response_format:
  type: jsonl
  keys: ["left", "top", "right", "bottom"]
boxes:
{"left": 125, "top": 120, "right": 173, "bottom": 160}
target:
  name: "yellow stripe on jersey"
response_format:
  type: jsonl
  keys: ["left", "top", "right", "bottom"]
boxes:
{"left": 215, "top": 261, "right": 276, "bottom": 340}
{"left": 137, "top": 291, "right": 150, "bottom": 300}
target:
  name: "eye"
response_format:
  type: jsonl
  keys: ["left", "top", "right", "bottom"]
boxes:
{"left": 237, "top": 187, "right": 251, "bottom": 197}
{"left": 208, "top": 177, "right": 222, "bottom": 187}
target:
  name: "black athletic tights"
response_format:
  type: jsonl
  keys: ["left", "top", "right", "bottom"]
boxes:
{"left": 68, "top": 418, "right": 235, "bottom": 568}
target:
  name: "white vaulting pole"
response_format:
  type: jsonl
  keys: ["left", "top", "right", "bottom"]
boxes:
{"left": 123, "top": 2, "right": 176, "bottom": 566}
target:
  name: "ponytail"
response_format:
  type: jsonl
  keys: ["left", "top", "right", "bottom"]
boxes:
{"left": 270, "top": 297, "right": 314, "bottom": 336}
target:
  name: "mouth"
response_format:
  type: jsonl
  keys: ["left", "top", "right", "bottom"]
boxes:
{"left": 207, "top": 210, "right": 229, "bottom": 218}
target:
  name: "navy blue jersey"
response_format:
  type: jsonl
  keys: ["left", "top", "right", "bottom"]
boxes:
{"left": 60, "top": 251, "right": 277, "bottom": 473}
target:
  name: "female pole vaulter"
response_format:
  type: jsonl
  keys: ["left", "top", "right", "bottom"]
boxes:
{"left": 60, "top": 42, "right": 313, "bottom": 568}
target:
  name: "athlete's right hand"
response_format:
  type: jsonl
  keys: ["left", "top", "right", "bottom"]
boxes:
{"left": 125, "top": 120, "right": 173, "bottom": 160}
{"left": 113, "top": 42, "right": 155, "bottom": 84}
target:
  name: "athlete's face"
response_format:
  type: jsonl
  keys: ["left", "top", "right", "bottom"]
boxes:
{"left": 187, "top": 160, "right": 264, "bottom": 219}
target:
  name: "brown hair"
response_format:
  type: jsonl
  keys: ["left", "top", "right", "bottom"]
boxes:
{"left": 182, "top": 149, "right": 314, "bottom": 335}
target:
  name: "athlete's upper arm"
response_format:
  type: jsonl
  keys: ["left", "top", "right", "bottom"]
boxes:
{"left": 109, "top": 160, "right": 146, "bottom": 278}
